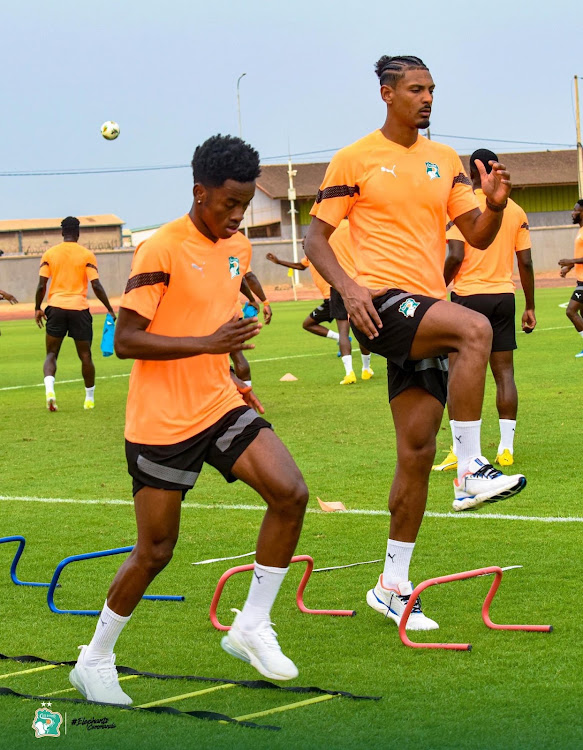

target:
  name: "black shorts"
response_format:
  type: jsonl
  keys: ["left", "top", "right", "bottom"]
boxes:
{"left": 45, "top": 306, "right": 93, "bottom": 343}
{"left": 125, "top": 406, "right": 272, "bottom": 497}
{"left": 451, "top": 291, "right": 516, "bottom": 352}
{"left": 329, "top": 288, "right": 348, "bottom": 320}
{"left": 350, "top": 288, "right": 446, "bottom": 405}
{"left": 570, "top": 282, "right": 583, "bottom": 304}
{"left": 308, "top": 299, "right": 333, "bottom": 324}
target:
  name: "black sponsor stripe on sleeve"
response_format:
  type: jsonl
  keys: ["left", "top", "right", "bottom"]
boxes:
{"left": 452, "top": 173, "right": 472, "bottom": 187}
{"left": 315, "top": 185, "right": 360, "bottom": 204}
{"left": 86, "top": 263, "right": 98, "bottom": 271}
{"left": 521, "top": 222, "right": 530, "bottom": 230}
{"left": 124, "top": 271, "right": 170, "bottom": 294}
{"left": 40, "top": 261, "right": 49, "bottom": 268}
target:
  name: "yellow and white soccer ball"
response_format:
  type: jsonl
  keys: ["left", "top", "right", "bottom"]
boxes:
{"left": 100, "top": 121, "right": 120, "bottom": 140}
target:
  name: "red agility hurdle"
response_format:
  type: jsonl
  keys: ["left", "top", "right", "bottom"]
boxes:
{"left": 399, "top": 566, "right": 553, "bottom": 650}
{"left": 210, "top": 554, "right": 356, "bottom": 631}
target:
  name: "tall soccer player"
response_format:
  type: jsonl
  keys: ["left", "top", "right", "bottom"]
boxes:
{"left": 433, "top": 148, "right": 535, "bottom": 470}
{"left": 558, "top": 199, "right": 583, "bottom": 357}
{"left": 35, "top": 216, "right": 116, "bottom": 411}
{"left": 68, "top": 135, "right": 308, "bottom": 706}
{"left": 305, "top": 55, "right": 526, "bottom": 631}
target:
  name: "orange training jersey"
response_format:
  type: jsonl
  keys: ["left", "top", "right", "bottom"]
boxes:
{"left": 329, "top": 219, "right": 357, "bottom": 278}
{"left": 575, "top": 227, "right": 583, "bottom": 281}
{"left": 121, "top": 215, "right": 252, "bottom": 445}
{"left": 447, "top": 190, "right": 531, "bottom": 295}
{"left": 300, "top": 256, "right": 331, "bottom": 299}
{"left": 39, "top": 242, "right": 99, "bottom": 310}
{"left": 310, "top": 131, "right": 479, "bottom": 300}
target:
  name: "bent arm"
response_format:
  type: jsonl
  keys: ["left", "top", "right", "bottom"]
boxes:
{"left": 240, "top": 276, "right": 256, "bottom": 304}
{"left": 453, "top": 207, "right": 504, "bottom": 250}
{"left": 444, "top": 239, "right": 465, "bottom": 286}
{"left": 114, "top": 307, "right": 260, "bottom": 361}
{"left": 245, "top": 271, "right": 267, "bottom": 302}
{"left": 304, "top": 218, "right": 354, "bottom": 295}
{"left": 91, "top": 279, "right": 116, "bottom": 318}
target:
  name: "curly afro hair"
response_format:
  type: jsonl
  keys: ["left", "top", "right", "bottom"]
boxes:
{"left": 191, "top": 134, "right": 261, "bottom": 188}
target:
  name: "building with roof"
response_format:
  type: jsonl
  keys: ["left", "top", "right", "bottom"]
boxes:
{"left": 0, "top": 214, "right": 124, "bottom": 256}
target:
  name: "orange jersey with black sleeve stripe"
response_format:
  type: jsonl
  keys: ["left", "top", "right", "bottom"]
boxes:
{"left": 120, "top": 215, "right": 252, "bottom": 445}
{"left": 329, "top": 219, "right": 357, "bottom": 278}
{"left": 300, "top": 256, "right": 331, "bottom": 299}
{"left": 310, "top": 131, "right": 479, "bottom": 299}
{"left": 38, "top": 242, "right": 99, "bottom": 310}
{"left": 446, "top": 191, "right": 531, "bottom": 295}
{"left": 574, "top": 227, "right": 583, "bottom": 282}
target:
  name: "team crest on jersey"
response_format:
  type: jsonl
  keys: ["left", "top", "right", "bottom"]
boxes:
{"left": 398, "top": 298, "right": 420, "bottom": 318}
{"left": 425, "top": 162, "right": 440, "bottom": 180}
{"left": 228, "top": 256, "right": 240, "bottom": 278}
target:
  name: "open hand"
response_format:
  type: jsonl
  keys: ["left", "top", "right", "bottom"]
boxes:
{"left": 35, "top": 309, "right": 47, "bottom": 328}
{"left": 475, "top": 159, "right": 511, "bottom": 207}
{"left": 230, "top": 372, "right": 265, "bottom": 414}
{"left": 0, "top": 292, "right": 18, "bottom": 304}
{"left": 206, "top": 315, "right": 261, "bottom": 353}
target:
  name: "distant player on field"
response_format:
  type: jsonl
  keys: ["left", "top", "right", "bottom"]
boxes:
{"left": 558, "top": 199, "right": 583, "bottom": 357}
{"left": 68, "top": 135, "right": 308, "bottom": 706}
{"left": 35, "top": 216, "right": 116, "bottom": 411}
{"left": 306, "top": 55, "right": 526, "bottom": 632}
{"left": 267, "top": 223, "right": 373, "bottom": 383}
{"left": 0, "top": 287, "right": 18, "bottom": 336}
{"left": 433, "top": 148, "right": 535, "bottom": 470}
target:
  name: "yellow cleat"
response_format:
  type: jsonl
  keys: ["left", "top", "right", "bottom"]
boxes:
{"left": 83, "top": 399, "right": 95, "bottom": 411}
{"left": 46, "top": 393, "right": 58, "bottom": 412}
{"left": 340, "top": 371, "right": 357, "bottom": 385}
{"left": 432, "top": 447, "right": 457, "bottom": 472}
{"left": 361, "top": 368, "right": 374, "bottom": 380}
{"left": 495, "top": 449, "right": 514, "bottom": 467}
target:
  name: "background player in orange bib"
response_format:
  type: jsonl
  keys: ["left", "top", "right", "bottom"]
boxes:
{"left": 305, "top": 54, "right": 527, "bottom": 632}
{"left": 68, "top": 135, "right": 308, "bottom": 706}
{"left": 434, "top": 148, "right": 535, "bottom": 469}
{"left": 35, "top": 216, "right": 116, "bottom": 411}
{"left": 558, "top": 199, "right": 583, "bottom": 357}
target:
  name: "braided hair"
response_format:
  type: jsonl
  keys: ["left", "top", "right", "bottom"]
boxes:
{"left": 374, "top": 55, "right": 429, "bottom": 88}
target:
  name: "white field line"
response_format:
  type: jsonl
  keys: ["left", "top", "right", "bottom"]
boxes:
{"left": 0, "top": 351, "right": 334, "bottom": 392}
{"left": 1, "top": 494, "right": 583, "bottom": 524}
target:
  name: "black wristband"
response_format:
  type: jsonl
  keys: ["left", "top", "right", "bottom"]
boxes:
{"left": 486, "top": 198, "right": 507, "bottom": 212}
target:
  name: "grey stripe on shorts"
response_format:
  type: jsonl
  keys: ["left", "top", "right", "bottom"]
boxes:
{"left": 377, "top": 292, "right": 412, "bottom": 314}
{"left": 215, "top": 409, "right": 261, "bottom": 453}
{"left": 137, "top": 455, "right": 198, "bottom": 486}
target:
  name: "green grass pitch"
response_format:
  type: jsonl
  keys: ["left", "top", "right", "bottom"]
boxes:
{"left": 0, "top": 287, "right": 581, "bottom": 749}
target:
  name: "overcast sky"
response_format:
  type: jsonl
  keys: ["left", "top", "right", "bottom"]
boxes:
{"left": 1, "top": 0, "right": 580, "bottom": 229}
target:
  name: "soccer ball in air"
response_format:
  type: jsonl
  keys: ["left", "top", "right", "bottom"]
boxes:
{"left": 101, "top": 121, "right": 120, "bottom": 140}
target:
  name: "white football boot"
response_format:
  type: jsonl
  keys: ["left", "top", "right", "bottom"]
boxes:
{"left": 453, "top": 456, "right": 526, "bottom": 512}
{"left": 221, "top": 609, "right": 298, "bottom": 680}
{"left": 366, "top": 577, "right": 439, "bottom": 631}
{"left": 69, "top": 645, "right": 132, "bottom": 705}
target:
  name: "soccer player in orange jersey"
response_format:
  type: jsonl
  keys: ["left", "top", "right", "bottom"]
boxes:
{"left": 68, "top": 136, "right": 308, "bottom": 706}
{"left": 435, "top": 148, "right": 536, "bottom": 469}
{"left": 558, "top": 199, "right": 583, "bottom": 356}
{"left": 305, "top": 55, "right": 526, "bottom": 632}
{"left": 35, "top": 216, "right": 116, "bottom": 411}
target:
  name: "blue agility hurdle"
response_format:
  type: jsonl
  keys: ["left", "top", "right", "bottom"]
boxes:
{"left": 0, "top": 535, "right": 57, "bottom": 588}
{"left": 47, "top": 545, "right": 185, "bottom": 615}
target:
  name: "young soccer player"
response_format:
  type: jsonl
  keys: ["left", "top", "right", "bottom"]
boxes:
{"left": 433, "top": 148, "right": 536, "bottom": 470}
{"left": 558, "top": 199, "right": 583, "bottom": 356}
{"left": 34, "top": 217, "right": 116, "bottom": 411}
{"left": 68, "top": 135, "right": 308, "bottom": 706}
{"left": 305, "top": 55, "right": 526, "bottom": 631}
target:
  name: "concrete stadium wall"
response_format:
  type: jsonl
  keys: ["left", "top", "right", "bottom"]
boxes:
{"left": 2, "top": 229, "right": 579, "bottom": 303}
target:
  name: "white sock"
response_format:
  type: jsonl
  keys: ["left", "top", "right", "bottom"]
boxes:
{"left": 449, "top": 420, "right": 456, "bottom": 453}
{"left": 382, "top": 539, "right": 415, "bottom": 589}
{"left": 341, "top": 354, "right": 353, "bottom": 375}
{"left": 498, "top": 419, "right": 516, "bottom": 454}
{"left": 44, "top": 376, "right": 55, "bottom": 396}
{"left": 238, "top": 562, "right": 288, "bottom": 631}
{"left": 326, "top": 329, "right": 340, "bottom": 341}
{"left": 85, "top": 386, "right": 95, "bottom": 400}
{"left": 579, "top": 331, "right": 583, "bottom": 339}
{"left": 244, "top": 380, "right": 252, "bottom": 387}
{"left": 452, "top": 419, "right": 482, "bottom": 478}
{"left": 85, "top": 600, "right": 131, "bottom": 665}
{"left": 361, "top": 353, "right": 371, "bottom": 370}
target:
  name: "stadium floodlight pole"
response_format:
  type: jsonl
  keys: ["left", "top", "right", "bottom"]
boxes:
{"left": 575, "top": 76, "right": 583, "bottom": 197}
{"left": 237, "top": 73, "right": 250, "bottom": 238}
{"left": 287, "top": 158, "right": 300, "bottom": 288}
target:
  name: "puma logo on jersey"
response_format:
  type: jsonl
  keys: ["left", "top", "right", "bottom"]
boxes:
{"left": 381, "top": 165, "right": 397, "bottom": 178}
